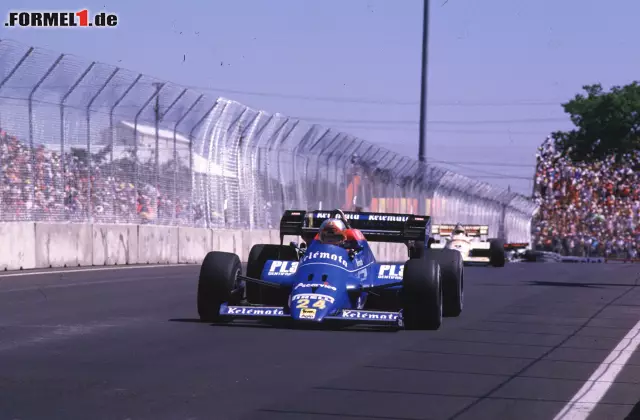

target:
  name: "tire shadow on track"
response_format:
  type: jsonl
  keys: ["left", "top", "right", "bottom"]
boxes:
{"left": 528, "top": 280, "right": 639, "bottom": 288}
{"left": 168, "top": 318, "right": 401, "bottom": 333}
{"left": 624, "top": 401, "right": 640, "bottom": 420}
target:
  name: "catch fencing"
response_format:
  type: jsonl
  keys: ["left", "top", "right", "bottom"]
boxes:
{"left": 0, "top": 39, "right": 538, "bottom": 243}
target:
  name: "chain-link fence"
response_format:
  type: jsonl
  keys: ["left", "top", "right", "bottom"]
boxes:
{"left": 0, "top": 39, "right": 538, "bottom": 243}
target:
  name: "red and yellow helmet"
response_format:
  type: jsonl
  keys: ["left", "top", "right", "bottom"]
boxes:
{"left": 318, "top": 219, "right": 347, "bottom": 245}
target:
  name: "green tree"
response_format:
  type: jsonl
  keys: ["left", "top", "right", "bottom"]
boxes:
{"left": 552, "top": 82, "right": 640, "bottom": 162}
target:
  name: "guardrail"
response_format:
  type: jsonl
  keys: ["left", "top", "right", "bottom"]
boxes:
{"left": 0, "top": 38, "right": 538, "bottom": 243}
{"left": 0, "top": 222, "right": 410, "bottom": 270}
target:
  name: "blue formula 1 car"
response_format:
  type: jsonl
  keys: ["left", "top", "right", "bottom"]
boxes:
{"left": 197, "top": 209, "right": 464, "bottom": 330}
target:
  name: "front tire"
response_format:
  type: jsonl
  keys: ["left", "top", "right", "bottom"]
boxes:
{"left": 401, "top": 257, "right": 442, "bottom": 330}
{"left": 489, "top": 239, "right": 506, "bottom": 267}
{"left": 430, "top": 249, "right": 463, "bottom": 317}
{"left": 197, "top": 251, "right": 241, "bottom": 322}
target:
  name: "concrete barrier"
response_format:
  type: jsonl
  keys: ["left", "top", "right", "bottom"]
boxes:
{"left": 0, "top": 223, "right": 412, "bottom": 272}
{"left": 35, "top": 222, "right": 92, "bottom": 268}
{"left": 0, "top": 222, "right": 36, "bottom": 271}
{"left": 178, "top": 227, "right": 212, "bottom": 264}
{"left": 93, "top": 224, "right": 139, "bottom": 265}
{"left": 138, "top": 225, "right": 179, "bottom": 264}
{"left": 213, "top": 230, "right": 241, "bottom": 256}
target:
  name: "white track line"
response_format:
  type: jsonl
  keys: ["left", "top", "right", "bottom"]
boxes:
{"left": 553, "top": 318, "right": 640, "bottom": 420}
{"left": 0, "top": 264, "right": 191, "bottom": 278}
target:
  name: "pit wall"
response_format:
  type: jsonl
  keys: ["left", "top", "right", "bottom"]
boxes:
{"left": 0, "top": 222, "right": 408, "bottom": 271}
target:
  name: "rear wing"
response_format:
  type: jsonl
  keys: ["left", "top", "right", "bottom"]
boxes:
{"left": 431, "top": 224, "right": 489, "bottom": 241}
{"left": 279, "top": 210, "right": 431, "bottom": 244}
{"left": 504, "top": 242, "right": 529, "bottom": 251}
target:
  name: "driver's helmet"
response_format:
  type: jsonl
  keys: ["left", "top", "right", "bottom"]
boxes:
{"left": 453, "top": 223, "right": 466, "bottom": 236}
{"left": 318, "top": 219, "right": 347, "bottom": 245}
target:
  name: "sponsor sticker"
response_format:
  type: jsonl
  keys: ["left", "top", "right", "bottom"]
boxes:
{"left": 341, "top": 310, "right": 399, "bottom": 321}
{"left": 366, "top": 214, "right": 408, "bottom": 222}
{"left": 312, "top": 212, "right": 408, "bottom": 222}
{"left": 301, "top": 251, "right": 348, "bottom": 268}
{"left": 315, "top": 212, "right": 361, "bottom": 220}
{"left": 299, "top": 308, "right": 316, "bottom": 319}
{"left": 223, "top": 306, "right": 285, "bottom": 316}
{"left": 377, "top": 264, "right": 404, "bottom": 280}
{"left": 267, "top": 261, "right": 299, "bottom": 276}
{"left": 292, "top": 293, "right": 335, "bottom": 303}
{"left": 294, "top": 282, "right": 337, "bottom": 291}
{"left": 4, "top": 9, "right": 118, "bottom": 28}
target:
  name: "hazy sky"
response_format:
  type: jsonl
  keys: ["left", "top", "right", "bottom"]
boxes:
{"left": 1, "top": 0, "right": 638, "bottom": 194}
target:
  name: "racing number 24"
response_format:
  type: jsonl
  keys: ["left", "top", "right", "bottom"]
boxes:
{"left": 295, "top": 299, "right": 326, "bottom": 309}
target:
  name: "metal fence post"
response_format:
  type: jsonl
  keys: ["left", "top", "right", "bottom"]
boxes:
{"left": 237, "top": 111, "right": 261, "bottom": 228}
{"left": 276, "top": 120, "right": 299, "bottom": 213}
{"left": 154, "top": 86, "right": 186, "bottom": 224}
{"left": 28, "top": 54, "right": 64, "bottom": 221}
{"left": 61, "top": 61, "right": 94, "bottom": 220}
{"left": 105, "top": 70, "right": 137, "bottom": 221}
{"left": 247, "top": 114, "right": 274, "bottom": 227}
{"left": 372, "top": 150, "right": 391, "bottom": 204}
{"left": 84, "top": 68, "right": 118, "bottom": 221}
{"left": 397, "top": 159, "right": 416, "bottom": 210}
{"left": 312, "top": 133, "right": 343, "bottom": 210}
{"left": 188, "top": 101, "right": 218, "bottom": 227}
{"left": 263, "top": 118, "right": 290, "bottom": 221}
{"left": 322, "top": 136, "right": 354, "bottom": 208}
{"left": 221, "top": 106, "right": 249, "bottom": 228}
{"left": 0, "top": 47, "right": 34, "bottom": 129}
{"left": 291, "top": 127, "right": 330, "bottom": 212}
{"left": 207, "top": 101, "right": 230, "bottom": 228}
{"left": 169, "top": 91, "right": 199, "bottom": 224}
{"left": 134, "top": 84, "right": 165, "bottom": 223}
{"left": 338, "top": 140, "right": 366, "bottom": 210}
{"left": 151, "top": 82, "right": 166, "bottom": 223}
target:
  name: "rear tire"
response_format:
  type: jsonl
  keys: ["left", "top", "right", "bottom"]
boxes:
{"left": 408, "top": 238, "right": 436, "bottom": 259}
{"left": 246, "top": 244, "right": 298, "bottom": 304}
{"left": 489, "top": 239, "right": 506, "bottom": 267}
{"left": 197, "top": 251, "right": 241, "bottom": 322}
{"left": 401, "top": 257, "right": 442, "bottom": 330}
{"left": 408, "top": 241, "right": 425, "bottom": 259}
{"left": 429, "top": 249, "right": 463, "bottom": 317}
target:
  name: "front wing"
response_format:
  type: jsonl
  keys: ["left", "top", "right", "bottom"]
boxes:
{"left": 219, "top": 303, "right": 403, "bottom": 326}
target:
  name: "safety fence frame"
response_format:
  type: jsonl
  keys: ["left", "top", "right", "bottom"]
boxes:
{"left": 0, "top": 39, "right": 538, "bottom": 243}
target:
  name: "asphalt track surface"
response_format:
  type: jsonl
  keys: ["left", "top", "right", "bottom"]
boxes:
{"left": 2, "top": 263, "right": 640, "bottom": 420}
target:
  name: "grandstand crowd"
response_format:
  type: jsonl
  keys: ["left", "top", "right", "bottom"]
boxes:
{"left": 533, "top": 137, "right": 640, "bottom": 258}
{"left": 0, "top": 128, "right": 204, "bottom": 226}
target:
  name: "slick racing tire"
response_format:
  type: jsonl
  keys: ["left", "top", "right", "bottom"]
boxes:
{"left": 408, "top": 238, "right": 436, "bottom": 259}
{"left": 198, "top": 251, "right": 242, "bottom": 322}
{"left": 429, "top": 249, "right": 463, "bottom": 317}
{"left": 401, "top": 257, "right": 442, "bottom": 330}
{"left": 246, "top": 244, "right": 298, "bottom": 305}
{"left": 489, "top": 239, "right": 506, "bottom": 267}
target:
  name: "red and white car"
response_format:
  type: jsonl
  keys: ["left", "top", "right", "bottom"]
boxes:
{"left": 429, "top": 223, "right": 512, "bottom": 267}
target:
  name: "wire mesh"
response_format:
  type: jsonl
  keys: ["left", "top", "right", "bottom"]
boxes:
{"left": 0, "top": 39, "right": 538, "bottom": 242}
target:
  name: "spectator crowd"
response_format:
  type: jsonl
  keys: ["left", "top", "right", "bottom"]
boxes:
{"left": 533, "top": 137, "right": 640, "bottom": 259}
{"left": 0, "top": 128, "right": 204, "bottom": 226}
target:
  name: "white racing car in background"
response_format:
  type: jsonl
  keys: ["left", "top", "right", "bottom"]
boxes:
{"left": 429, "top": 223, "right": 528, "bottom": 267}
